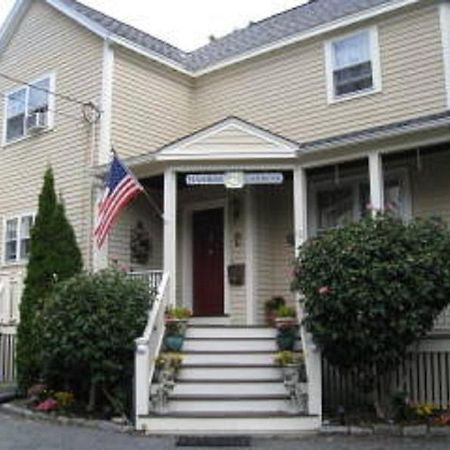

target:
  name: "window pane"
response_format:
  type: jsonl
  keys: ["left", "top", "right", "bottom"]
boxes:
{"left": 385, "top": 179, "right": 403, "bottom": 217}
{"left": 28, "top": 78, "right": 50, "bottom": 114}
{"left": 19, "top": 216, "right": 33, "bottom": 260}
{"left": 6, "top": 89, "right": 26, "bottom": 141}
{"left": 334, "top": 61, "right": 373, "bottom": 96}
{"left": 317, "top": 186, "right": 354, "bottom": 231}
{"left": 333, "top": 31, "right": 371, "bottom": 70}
{"left": 5, "top": 219, "right": 18, "bottom": 261}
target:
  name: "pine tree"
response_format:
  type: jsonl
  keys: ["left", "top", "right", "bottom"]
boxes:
{"left": 17, "top": 167, "right": 82, "bottom": 389}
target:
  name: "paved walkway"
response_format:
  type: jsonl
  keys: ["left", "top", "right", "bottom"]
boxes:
{"left": 0, "top": 412, "right": 449, "bottom": 450}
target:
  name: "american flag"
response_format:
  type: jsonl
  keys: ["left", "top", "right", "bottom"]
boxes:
{"left": 94, "top": 154, "right": 144, "bottom": 248}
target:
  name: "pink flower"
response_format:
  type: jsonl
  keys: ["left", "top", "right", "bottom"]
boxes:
{"left": 35, "top": 398, "right": 58, "bottom": 412}
{"left": 318, "top": 286, "right": 330, "bottom": 295}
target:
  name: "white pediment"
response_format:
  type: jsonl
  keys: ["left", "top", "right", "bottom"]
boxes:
{"left": 157, "top": 117, "right": 299, "bottom": 161}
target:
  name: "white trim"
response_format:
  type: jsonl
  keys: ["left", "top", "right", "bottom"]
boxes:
{"left": 182, "top": 199, "right": 230, "bottom": 317}
{"left": 0, "top": 0, "right": 30, "bottom": 55}
{"left": 0, "top": 0, "right": 421, "bottom": 77}
{"left": 1, "top": 71, "right": 56, "bottom": 147}
{"left": 193, "top": 0, "right": 419, "bottom": 77}
{"left": 245, "top": 188, "right": 256, "bottom": 325}
{"left": 368, "top": 151, "right": 384, "bottom": 213}
{"left": 1, "top": 211, "right": 35, "bottom": 267}
{"left": 439, "top": 1, "right": 450, "bottom": 109}
{"left": 158, "top": 118, "right": 299, "bottom": 161}
{"left": 163, "top": 169, "right": 177, "bottom": 307}
{"left": 324, "top": 26, "right": 382, "bottom": 104}
{"left": 99, "top": 40, "right": 114, "bottom": 165}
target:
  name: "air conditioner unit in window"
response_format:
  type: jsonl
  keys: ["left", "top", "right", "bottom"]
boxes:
{"left": 26, "top": 111, "right": 48, "bottom": 133}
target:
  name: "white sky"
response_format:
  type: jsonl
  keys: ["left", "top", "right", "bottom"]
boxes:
{"left": 0, "top": 0, "right": 307, "bottom": 51}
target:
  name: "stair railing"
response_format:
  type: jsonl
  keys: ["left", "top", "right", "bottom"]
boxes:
{"left": 134, "top": 271, "right": 170, "bottom": 419}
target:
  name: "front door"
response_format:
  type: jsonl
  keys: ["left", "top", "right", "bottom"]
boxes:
{"left": 192, "top": 208, "right": 224, "bottom": 316}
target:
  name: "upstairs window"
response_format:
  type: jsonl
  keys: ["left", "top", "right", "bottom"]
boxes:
{"left": 4, "top": 214, "right": 34, "bottom": 263}
{"left": 325, "top": 28, "right": 381, "bottom": 102}
{"left": 3, "top": 74, "right": 54, "bottom": 145}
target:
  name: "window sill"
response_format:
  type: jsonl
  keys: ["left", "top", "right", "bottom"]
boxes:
{"left": 1, "top": 260, "right": 28, "bottom": 269}
{"left": 1, "top": 126, "right": 54, "bottom": 148}
{"left": 328, "top": 86, "right": 382, "bottom": 105}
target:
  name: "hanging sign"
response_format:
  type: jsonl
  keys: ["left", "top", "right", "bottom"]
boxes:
{"left": 186, "top": 172, "right": 284, "bottom": 188}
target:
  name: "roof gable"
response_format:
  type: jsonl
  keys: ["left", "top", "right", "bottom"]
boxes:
{"left": 157, "top": 117, "right": 299, "bottom": 161}
{"left": 0, "top": 0, "right": 421, "bottom": 76}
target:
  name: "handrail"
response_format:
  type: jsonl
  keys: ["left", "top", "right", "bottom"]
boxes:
{"left": 134, "top": 271, "right": 170, "bottom": 419}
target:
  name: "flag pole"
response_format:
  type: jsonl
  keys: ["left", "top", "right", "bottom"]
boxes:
{"left": 111, "top": 147, "right": 164, "bottom": 220}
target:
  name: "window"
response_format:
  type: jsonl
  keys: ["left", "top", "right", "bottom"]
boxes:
{"left": 325, "top": 28, "right": 381, "bottom": 102}
{"left": 310, "top": 171, "right": 410, "bottom": 235}
{"left": 3, "top": 74, "right": 54, "bottom": 144}
{"left": 4, "top": 214, "right": 34, "bottom": 263}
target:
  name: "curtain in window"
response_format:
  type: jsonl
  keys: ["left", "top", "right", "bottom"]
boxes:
{"left": 333, "top": 32, "right": 370, "bottom": 70}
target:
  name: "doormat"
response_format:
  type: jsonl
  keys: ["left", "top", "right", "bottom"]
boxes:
{"left": 176, "top": 436, "right": 251, "bottom": 447}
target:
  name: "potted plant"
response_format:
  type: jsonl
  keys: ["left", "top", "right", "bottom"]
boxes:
{"left": 274, "top": 305, "right": 298, "bottom": 351}
{"left": 274, "top": 350, "right": 307, "bottom": 382}
{"left": 264, "top": 296, "right": 286, "bottom": 325}
{"left": 164, "top": 307, "right": 191, "bottom": 352}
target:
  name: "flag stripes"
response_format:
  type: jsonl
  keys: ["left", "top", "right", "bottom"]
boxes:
{"left": 94, "top": 155, "right": 144, "bottom": 248}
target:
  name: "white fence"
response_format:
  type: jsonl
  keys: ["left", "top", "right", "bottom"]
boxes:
{"left": 0, "top": 271, "right": 23, "bottom": 326}
{"left": 0, "top": 328, "right": 16, "bottom": 384}
{"left": 323, "top": 338, "right": 450, "bottom": 414}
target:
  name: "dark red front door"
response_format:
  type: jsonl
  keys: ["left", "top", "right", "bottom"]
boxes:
{"left": 193, "top": 208, "right": 224, "bottom": 316}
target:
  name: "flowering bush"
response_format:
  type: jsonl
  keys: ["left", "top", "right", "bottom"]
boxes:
{"left": 292, "top": 214, "right": 450, "bottom": 410}
{"left": 35, "top": 398, "right": 58, "bottom": 412}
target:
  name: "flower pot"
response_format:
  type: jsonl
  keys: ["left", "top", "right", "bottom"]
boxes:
{"left": 164, "top": 334, "right": 184, "bottom": 352}
{"left": 275, "top": 317, "right": 298, "bottom": 330}
{"left": 276, "top": 327, "right": 298, "bottom": 351}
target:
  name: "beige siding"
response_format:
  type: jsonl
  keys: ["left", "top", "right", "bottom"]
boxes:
{"left": 109, "top": 196, "right": 164, "bottom": 271}
{"left": 254, "top": 185, "right": 295, "bottom": 324}
{"left": 0, "top": 1, "right": 103, "bottom": 270}
{"left": 112, "top": 49, "right": 193, "bottom": 158}
{"left": 193, "top": 3, "right": 446, "bottom": 144}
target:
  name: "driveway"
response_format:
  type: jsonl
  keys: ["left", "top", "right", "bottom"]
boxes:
{"left": 0, "top": 412, "right": 449, "bottom": 450}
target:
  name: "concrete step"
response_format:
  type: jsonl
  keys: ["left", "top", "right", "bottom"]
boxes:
{"left": 178, "top": 366, "right": 282, "bottom": 382}
{"left": 136, "top": 414, "right": 321, "bottom": 435}
{"left": 173, "top": 381, "right": 287, "bottom": 397}
{"left": 168, "top": 397, "right": 291, "bottom": 414}
{"left": 186, "top": 327, "right": 277, "bottom": 339}
{"left": 183, "top": 338, "right": 278, "bottom": 353}
{"left": 183, "top": 352, "right": 275, "bottom": 366}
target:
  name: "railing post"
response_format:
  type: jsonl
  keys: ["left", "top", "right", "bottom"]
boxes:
{"left": 135, "top": 337, "right": 150, "bottom": 420}
{"left": 293, "top": 165, "right": 322, "bottom": 418}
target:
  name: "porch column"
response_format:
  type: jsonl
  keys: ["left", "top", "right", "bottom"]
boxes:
{"left": 245, "top": 188, "right": 256, "bottom": 325}
{"left": 293, "top": 165, "right": 322, "bottom": 418}
{"left": 368, "top": 151, "right": 385, "bottom": 214}
{"left": 164, "top": 169, "right": 177, "bottom": 307}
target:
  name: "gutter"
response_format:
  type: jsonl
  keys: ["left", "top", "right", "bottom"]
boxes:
{"left": 300, "top": 111, "right": 450, "bottom": 155}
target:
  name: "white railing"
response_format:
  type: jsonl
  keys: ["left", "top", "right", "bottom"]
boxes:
{"left": 128, "top": 270, "right": 164, "bottom": 294}
{"left": 134, "top": 271, "right": 170, "bottom": 420}
{"left": 433, "top": 305, "right": 450, "bottom": 332}
{"left": 0, "top": 272, "right": 23, "bottom": 327}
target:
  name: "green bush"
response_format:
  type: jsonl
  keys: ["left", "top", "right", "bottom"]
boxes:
{"left": 292, "top": 214, "right": 450, "bottom": 391}
{"left": 17, "top": 167, "right": 82, "bottom": 389}
{"left": 41, "top": 269, "right": 152, "bottom": 417}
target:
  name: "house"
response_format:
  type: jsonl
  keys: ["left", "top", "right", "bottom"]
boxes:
{"left": 0, "top": 0, "right": 450, "bottom": 434}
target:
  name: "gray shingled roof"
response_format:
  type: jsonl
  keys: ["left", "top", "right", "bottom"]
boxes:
{"left": 61, "top": 0, "right": 397, "bottom": 71}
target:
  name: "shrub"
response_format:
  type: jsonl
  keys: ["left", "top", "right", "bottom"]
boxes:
{"left": 292, "top": 214, "right": 450, "bottom": 413}
{"left": 17, "top": 167, "right": 82, "bottom": 389}
{"left": 41, "top": 269, "right": 152, "bottom": 417}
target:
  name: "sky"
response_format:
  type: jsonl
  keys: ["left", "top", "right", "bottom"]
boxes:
{"left": 0, "top": 0, "right": 307, "bottom": 51}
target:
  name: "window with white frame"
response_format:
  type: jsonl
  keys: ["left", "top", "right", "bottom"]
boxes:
{"left": 325, "top": 28, "right": 381, "bottom": 102}
{"left": 310, "top": 170, "right": 410, "bottom": 235}
{"left": 4, "top": 215, "right": 34, "bottom": 263}
{"left": 4, "top": 74, "right": 54, "bottom": 144}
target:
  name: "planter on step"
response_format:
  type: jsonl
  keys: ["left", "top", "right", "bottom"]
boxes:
{"left": 276, "top": 327, "right": 298, "bottom": 351}
{"left": 164, "top": 334, "right": 184, "bottom": 352}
